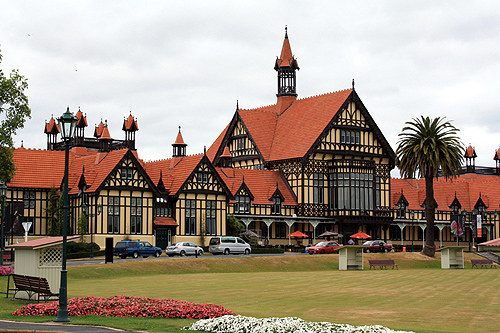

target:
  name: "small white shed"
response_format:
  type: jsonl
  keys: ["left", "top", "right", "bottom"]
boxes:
{"left": 7, "top": 236, "right": 80, "bottom": 298}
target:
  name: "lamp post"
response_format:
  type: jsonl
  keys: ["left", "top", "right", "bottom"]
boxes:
{"left": 410, "top": 210, "right": 415, "bottom": 252}
{"left": 54, "top": 107, "right": 77, "bottom": 323}
{"left": 0, "top": 183, "right": 7, "bottom": 266}
{"left": 82, "top": 202, "right": 102, "bottom": 258}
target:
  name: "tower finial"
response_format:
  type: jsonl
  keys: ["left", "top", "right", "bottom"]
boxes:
{"left": 285, "top": 25, "right": 288, "bottom": 38}
{"left": 236, "top": 100, "right": 239, "bottom": 110}
{"left": 178, "top": 126, "right": 181, "bottom": 133}
{"left": 352, "top": 78, "right": 355, "bottom": 90}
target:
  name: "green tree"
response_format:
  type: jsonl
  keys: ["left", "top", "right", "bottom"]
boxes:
{"left": 77, "top": 212, "right": 88, "bottom": 239}
{"left": 226, "top": 215, "right": 244, "bottom": 236}
{"left": 0, "top": 46, "right": 32, "bottom": 182}
{"left": 45, "top": 186, "right": 63, "bottom": 235}
{"left": 396, "top": 116, "right": 463, "bottom": 257}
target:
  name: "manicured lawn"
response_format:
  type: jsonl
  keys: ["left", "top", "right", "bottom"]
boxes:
{"left": 1, "top": 252, "right": 498, "bottom": 333}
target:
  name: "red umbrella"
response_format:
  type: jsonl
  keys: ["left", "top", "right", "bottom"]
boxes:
{"left": 350, "top": 231, "right": 371, "bottom": 239}
{"left": 287, "top": 230, "right": 308, "bottom": 238}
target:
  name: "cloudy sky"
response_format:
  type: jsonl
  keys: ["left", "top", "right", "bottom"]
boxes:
{"left": 2, "top": 1, "right": 500, "bottom": 177}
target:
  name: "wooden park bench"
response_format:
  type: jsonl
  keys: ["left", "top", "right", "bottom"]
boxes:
{"left": 471, "top": 259, "right": 497, "bottom": 269}
{"left": 368, "top": 259, "right": 398, "bottom": 270}
{"left": 6, "top": 274, "right": 59, "bottom": 303}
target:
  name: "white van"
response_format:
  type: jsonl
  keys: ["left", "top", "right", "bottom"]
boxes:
{"left": 209, "top": 236, "right": 251, "bottom": 255}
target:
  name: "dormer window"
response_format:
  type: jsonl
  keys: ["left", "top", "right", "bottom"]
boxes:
{"left": 237, "top": 137, "right": 245, "bottom": 150}
{"left": 235, "top": 195, "right": 250, "bottom": 214}
{"left": 271, "top": 197, "right": 282, "bottom": 215}
{"left": 397, "top": 202, "right": 406, "bottom": 219}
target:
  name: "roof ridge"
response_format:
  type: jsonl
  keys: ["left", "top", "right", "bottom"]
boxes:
{"left": 296, "top": 88, "right": 352, "bottom": 102}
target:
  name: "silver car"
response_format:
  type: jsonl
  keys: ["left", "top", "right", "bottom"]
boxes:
{"left": 209, "top": 236, "right": 251, "bottom": 255}
{"left": 165, "top": 242, "right": 204, "bottom": 257}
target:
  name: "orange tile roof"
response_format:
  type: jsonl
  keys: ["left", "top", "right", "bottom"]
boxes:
{"left": 154, "top": 217, "right": 178, "bottom": 226}
{"left": 207, "top": 123, "right": 230, "bottom": 162}
{"left": 173, "top": 131, "right": 187, "bottom": 146}
{"left": 239, "top": 89, "right": 353, "bottom": 161}
{"left": 145, "top": 154, "right": 204, "bottom": 195}
{"left": 99, "top": 126, "right": 113, "bottom": 140}
{"left": 10, "top": 148, "right": 67, "bottom": 189}
{"left": 216, "top": 168, "right": 297, "bottom": 206}
{"left": 391, "top": 174, "right": 500, "bottom": 212}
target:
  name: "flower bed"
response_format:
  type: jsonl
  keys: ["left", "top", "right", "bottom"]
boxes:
{"left": 13, "top": 295, "right": 234, "bottom": 319}
{"left": 0, "top": 266, "right": 14, "bottom": 276}
{"left": 183, "top": 315, "right": 415, "bottom": 333}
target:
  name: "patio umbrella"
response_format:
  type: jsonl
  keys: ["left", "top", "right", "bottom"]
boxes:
{"left": 318, "top": 231, "right": 338, "bottom": 238}
{"left": 350, "top": 231, "right": 371, "bottom": 239}
{"left": 287, "top": 230, "right": 308, "bottom": 238}
{"left": 240, "top": 230, "right": 261, "bottom": 239}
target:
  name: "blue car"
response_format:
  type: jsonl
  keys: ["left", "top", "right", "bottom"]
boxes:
{"left": 114, "top": 240, "right": 162, "bottom": 259}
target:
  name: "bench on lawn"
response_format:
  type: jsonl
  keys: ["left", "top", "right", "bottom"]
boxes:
{"left": 471, "top": 259, "right": 497, "bottom": 269}
{"left": 6, "top": 273, "right": 59, "bottom": 303}
{"left": 368, "top": 259, "right": 398, "bottom": 270}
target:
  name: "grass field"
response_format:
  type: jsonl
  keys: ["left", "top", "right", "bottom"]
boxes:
{"left": 1, "top": 252, "right": 499, "bottom": 333}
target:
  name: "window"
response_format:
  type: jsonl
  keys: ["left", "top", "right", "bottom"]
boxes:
{"left": 185, "top": 199, "right": 196, "bottom": 235}
{"left": 237, "top": 137, "right": 245, "bottom": 150}
{"left": 121, "top": 169, "right": 133, "bottom": 179}
{"left": 271, "top": 197, "right": 281, "bottom": 215}
{"left": 206, "top": 200, "right": 217, "bottom": 235}
{"left": 130, "top": 197, "right": 142, "bottom": 234}
{"left": 235, "top": 195, "right": 250, "bottom": 214}
{"left": 197, "top": 172, "right": 208, "bottom": 183}
{"left": 24, "top": 191, "right": 35, "bottom": 209}
{"left": 107, "top": 196, "right": 120, "bottom": 234}
{"left": 313, "top": 173, "right": 324, "bottom": 204}
{"left": 155, "top": 198, "right": 172, "bottom": 217}
{"left": 340, "top": 129, "right": 360, "bottom": 145}
{"left": 397, "top": 202, "right": 406, "bottom": 219}
{"left": 330, "top": 172, "right": 374, "bottom": 210}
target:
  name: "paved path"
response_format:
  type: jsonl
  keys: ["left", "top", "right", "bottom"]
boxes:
{"left": 0, "top": 320, "right": 146, "bottom": 333}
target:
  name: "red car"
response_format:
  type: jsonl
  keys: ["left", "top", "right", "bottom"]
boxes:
{"left": 363, "top": 240, "right": 393, "bottom": 253}
{"left": 307, "top": 241, "right": 343, "bottom": 254}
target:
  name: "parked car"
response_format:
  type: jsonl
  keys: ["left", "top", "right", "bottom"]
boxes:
{"left": 165, "top": 242, "right": 204, "bottom": 257}
{"left": 307, "top": 241, "right": 343, "bottom": 254}
{"left": 363, "top": 240, "right": 393, "bottom": 253}
{"left": 114, "top": 240, "right": 162, "bottom": 259}
{"left": 209, "top": 236, "right": 251, "bottom": 255}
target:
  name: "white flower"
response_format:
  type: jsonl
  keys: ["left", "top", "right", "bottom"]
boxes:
{"left": 182, "top": 315, "right": 414, "bottom": 333}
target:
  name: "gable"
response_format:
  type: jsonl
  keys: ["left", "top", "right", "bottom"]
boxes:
{"left": 181, "top": 157, "right": 229, "bottom": 194}
{"left": 313, "top": 92, "right": 395, "bottom": 162}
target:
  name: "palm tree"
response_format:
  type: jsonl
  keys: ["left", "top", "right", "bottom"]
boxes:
{"left": 396, "top": 116, "right": 463, "bottom": 257}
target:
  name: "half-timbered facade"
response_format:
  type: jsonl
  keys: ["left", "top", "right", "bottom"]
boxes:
{"left": 208, "top": 29, "right": 396, "bottom": 243}
{"left": 3, "top": 29, "right": 500, "bottom": 251}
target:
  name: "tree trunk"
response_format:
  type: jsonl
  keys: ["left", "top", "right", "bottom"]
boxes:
{"left": 423, "top": 176, "right": 436, "bottom": 257}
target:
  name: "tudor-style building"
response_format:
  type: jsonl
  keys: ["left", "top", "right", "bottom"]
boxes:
{"left": 208, "top": 29, "right": 396, "bottom": 243}
{"left": 2, "top": 29, "right": 500, "bottom": 252}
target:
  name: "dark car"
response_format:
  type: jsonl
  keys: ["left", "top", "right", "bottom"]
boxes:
{"left": 307, "top": 241, "right": 343, "bottom": 254}
{"left": 114, "top": 240, "right": 162, "bottom": 259}
{"left": 363, "top": 240, "right": 393, "bottom": 253}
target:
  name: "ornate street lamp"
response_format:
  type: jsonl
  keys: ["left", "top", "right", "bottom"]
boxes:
{"left": 82, "top": 202, "right": 102, "bottom": 258}
{"left": 0, "top": 183, "right": 8, "bottom": 266}
{"left": 54, "top": 107, "right": 77, "bottom": 323}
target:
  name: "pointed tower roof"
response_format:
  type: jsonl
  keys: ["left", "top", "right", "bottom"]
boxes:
{"left": 464, "top": 145, "right": 477, "bottom": 158}
{"left": 122, "top": 112, "right": 139, "bottom": 131}
{"left": 275, "top": 27, "right": 299, "bottom": 70}
{"left": 75, "top": 107, "right": 88, "bottom": 128}
{"left": 173, "top": 127, "right": 187, "bottom": 147}
{"left": 494, "top": 148, "right": 500, "bottom": 161}
{"left": 99, "top": 125, "right": 113, "bottom": 140}
{"left": 44, "top": 115, "right": 60, "bottom": 134}
{"left": 94, "top": 120, "right": 105, "bottom": 138}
